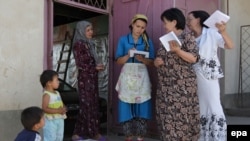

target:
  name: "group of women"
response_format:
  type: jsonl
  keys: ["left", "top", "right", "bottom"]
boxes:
{"left": 115, "top": 8, "right": 233, "bottom": 141}
{"left": 71, "top": 7, "right": 233, "bottom": 141}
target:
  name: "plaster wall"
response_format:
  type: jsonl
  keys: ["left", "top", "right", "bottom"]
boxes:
{"left": 222, "top": 0, "right": 250, "bottom": 94}
{"left": 0, "top": 0, "right": 44, "bottom": 140}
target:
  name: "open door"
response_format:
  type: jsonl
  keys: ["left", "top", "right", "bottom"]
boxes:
{"left": 46, "top": 0, "right": 110, "bottom": 139}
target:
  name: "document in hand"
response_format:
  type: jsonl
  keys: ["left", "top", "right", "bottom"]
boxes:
{"left": 204, "top": 10, "right": 230, "bottom": 30}
{"left": 129, "top": 50, "right": 149, "bottom": 58}
{"left": 159, "top": 31, "right": 182, "bottom": 52}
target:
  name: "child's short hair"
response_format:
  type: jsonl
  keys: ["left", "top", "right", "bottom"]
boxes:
{"left": 40, "top": 70, "right": 58, "bottom": 88}
{"left": 21, "top": 106, "right": 44, "bottom": 130}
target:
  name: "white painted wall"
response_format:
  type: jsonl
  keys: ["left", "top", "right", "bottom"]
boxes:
{"left": 0, "top": 0, "right": 44, "bottom": 111}
{"left": 221, "top": 0, "right": 250, "bottom": 94}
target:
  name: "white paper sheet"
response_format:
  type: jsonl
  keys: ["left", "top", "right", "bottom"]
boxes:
{"left": 159, "top": 31, "right": 182, "bottom": 52}
{"left": 204, "top": 10, "right": 230, "bottom": 31}
{"left": 129, "top": 50, "right": 149, "bottom": 58}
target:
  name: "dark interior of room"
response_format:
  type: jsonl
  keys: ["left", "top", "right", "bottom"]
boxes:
{"left": 54, "top": 2, "right": 103, "bottom": 26}
{"left": 53, "top": 2, "right": 108, "bottom": 139}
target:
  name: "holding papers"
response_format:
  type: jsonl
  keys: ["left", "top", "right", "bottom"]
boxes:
{"left": 159, "top": 31, "right": 182, "bottom": 52}
{"left": 129, "top": 50, "right": 149, "bottom": 58}
{"left": 204, "top": 10, "right": 230, "bottom": 30}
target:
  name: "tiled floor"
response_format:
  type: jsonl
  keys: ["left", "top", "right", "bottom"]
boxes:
{"left": 64, "top": 115, "right": 250, "bottom": 141}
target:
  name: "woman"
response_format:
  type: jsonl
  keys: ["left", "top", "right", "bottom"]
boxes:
{"left": 71, "top": 21, "right": 105, "bottom": 141}
{"left": 187, "top": 10, "right": 234, "bottom": 141}
{"left": 115, "top": 14, "right": 155, "bottom": 141}
{"left": 154, "top": 8, "right": 200, "bottom": 141}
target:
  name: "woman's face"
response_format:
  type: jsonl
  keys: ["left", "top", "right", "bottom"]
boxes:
{"left": 84, "top": 25, "right": 93, "bottom": 39}
{"left": 186, "top": 13, "right": 200, "bottom": 31}
{"left": 162, "top": 17, "right": 176, "bottom": 33}
{"left": 132, "top": 19, "right": 147, "bottom": 37}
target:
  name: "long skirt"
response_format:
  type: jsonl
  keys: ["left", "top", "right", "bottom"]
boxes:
{"left": 118, "top": 99, "right": 152, "bottom": 122}
{"left": 73, "top": 70, "right": 100, "bottom": 138}
{"left": 155, "top": 81, "right": 200, "bottom": 141}
{"left": 196, "top": 71, "right": 227, "bottom": 141}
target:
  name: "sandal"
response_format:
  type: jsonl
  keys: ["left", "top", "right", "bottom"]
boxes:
{"left": 72, "top": 135, "right": 85, "bottom": 141}
{"left": 98, "top": 136, "right": 106, "bottom": 141}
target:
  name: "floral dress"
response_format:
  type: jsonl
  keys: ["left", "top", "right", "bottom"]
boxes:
{"left": 194, "top": 27, "right": 227, "bottom": 141}
{"left": 72, "top": 40, "right": 100, "bottom": 138}
{"left": 155, "top": 32, "right": 200, "bottom": 141}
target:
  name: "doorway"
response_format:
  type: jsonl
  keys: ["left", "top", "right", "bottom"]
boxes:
{"left": 46, "top": 0, "right": 110, "bottom": 139}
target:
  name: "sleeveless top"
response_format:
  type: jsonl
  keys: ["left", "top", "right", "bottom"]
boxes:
{"left": 44, "top": 90, "right": 67, "bottom": 120}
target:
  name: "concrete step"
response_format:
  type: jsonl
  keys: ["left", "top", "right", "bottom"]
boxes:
{"left": 225, "top": 108, "right": 250, "bottom": 117}
{"left": 222, "top": 93, "right": 250, "bottom": 117}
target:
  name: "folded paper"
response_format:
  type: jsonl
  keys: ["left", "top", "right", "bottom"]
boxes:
{"left": 204, "top": 10, "right": 230, "bottom": 31}
{"left": 129, "top": 50, "right": 149, "bottom": 58}
{"left": 159, "top": 31, "right": 182, "bottom": 52}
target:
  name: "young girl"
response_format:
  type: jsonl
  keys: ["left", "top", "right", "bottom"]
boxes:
{"left": 115, "top": 14, "right": 155, "bottom": 141}
{"left": 40, "top": 70, "right": 67, "bottom": 141}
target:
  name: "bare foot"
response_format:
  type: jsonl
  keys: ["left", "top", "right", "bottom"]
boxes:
{"left": 93, "top": 133, "right": 101, "bottom": 139}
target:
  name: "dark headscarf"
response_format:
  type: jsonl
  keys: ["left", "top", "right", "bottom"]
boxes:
{"left": 73, "top": 21, "right": 98, "bottom": 61}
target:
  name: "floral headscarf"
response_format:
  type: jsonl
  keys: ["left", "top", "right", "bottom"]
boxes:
{"left": 130, "top": 14, "right": 150, "bottom": 51}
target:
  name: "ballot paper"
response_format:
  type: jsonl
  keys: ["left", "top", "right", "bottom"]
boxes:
{"left": 129, "top": 50, "right": 149, "bottom": 58}
{"left": 159, "top": 31, "right": 182, "bottom": 52}
{"left": 204, "top": 10, "right": 230, "bottom": 30}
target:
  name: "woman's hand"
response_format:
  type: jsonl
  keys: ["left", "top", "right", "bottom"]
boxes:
{"left": 169, "top": 40, "right": 181, "bottom": 53}
{"left": 116, "top": 47, "right": 135, "bottom": 65}
{"left": 154, "top": 57, "right": 164, "bottom": 68}
{"left": 128, "top": 47, "right": 136, "bottom": 57}
{"left": 216, "top": 21, "right": 234, "bottom": 49}
{"left": 135, "top": 55, "right": 145, "bottom": 62}
{"left": 216, "top": 21, "right": 226, "bottom": 34}
{"left": 96, "top": 64, "right": 104, "bottom": 71}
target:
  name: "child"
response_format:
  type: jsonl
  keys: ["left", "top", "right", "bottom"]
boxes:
{"left": 15, "top": 106, "right": 45, "bottom": 141}
{"left": 40, "top": 70, "right": 67, "bottom": 141}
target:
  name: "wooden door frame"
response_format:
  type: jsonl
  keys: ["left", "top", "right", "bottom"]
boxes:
{"left": 45, "top": 0, "right": 111, "bottom": 69}
{"left": 44, "top": 0, "right": 54, "bottom": 69}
